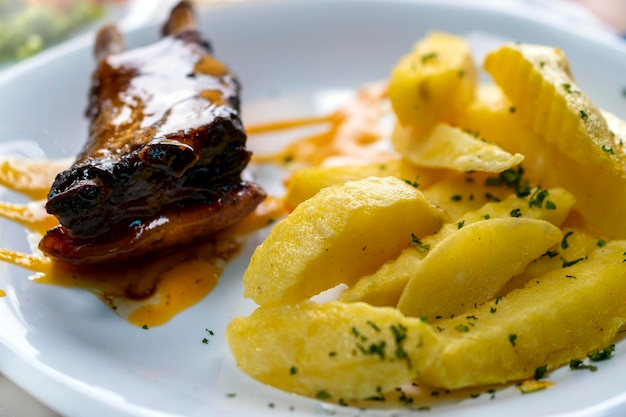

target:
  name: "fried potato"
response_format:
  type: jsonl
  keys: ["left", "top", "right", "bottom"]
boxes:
{"left": 392, "top": 123, "right": 523, "bottom": 173}
{"left": 396, "top": 217, "right": 562, "bottom": 319}
{"left": 226, "top": 300, "right": 442, "bottom": 400}
{"left": 484, "top": 43, "right": 620, "bottom": 172}
{"left": 230, "top": 34, "right": 626, "bottom": 401}
{"left": 339, "top": 247, "right": 426, "bottom": 307}
{"left": 283, "top": 159, "right": 426, "bottom": 210}
{"left": 389, "top": 32, "right": 476, "bottom": 128}
{"left": 453, "top": 84, "right": 626, "bottom": 239}
{"left": 340, "top": 188, "right": 574, "bottom": 307}
{"left": 501, "top": 225, "right": 602, "bottom": 294}
{"left": 420, "top": 240, "right": 626, "bottom": 389}
{"left": 244, "top": 177, "right": 445, "bottom": 306}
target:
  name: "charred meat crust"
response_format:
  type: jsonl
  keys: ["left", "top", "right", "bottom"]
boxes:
{"left": 40, "top": 181, "right": 265, "bottom": 266}
{"left": 40, "top": 1, "right": 265, "bottom": 265}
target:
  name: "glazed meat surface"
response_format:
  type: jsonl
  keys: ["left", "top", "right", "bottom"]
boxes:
{"left": 39, "top": 1, "right": 265, "bottom": 265}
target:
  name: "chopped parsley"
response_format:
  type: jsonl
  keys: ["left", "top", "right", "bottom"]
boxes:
{"left": 316, "top": 390, "right": 332, "bottom": 400}
{"left": 561, "top": 256, "right": 586, "bottom": 268}
{"left": 579, "top": 109, "right": 589, "bottom": 120}
{"left": 561, "top": 83, "right": 578, "bottom": 94}
{"left": 510, "top": 208, "right": 522, "bottom": 217}
{"left": 367, "top": 320, "right": 381, "bottom": 332}
{"left": 570, "top": 359, "right": 598, "bottom": 372}
{"left": 455, "top": 324, "right": 470, "bottom": 332}
{"left": 391, "top": 324, "right": 411, "bottom": 367}
{"left": 588, "top": 344, "right": 615, "bottom": 361}
{"left": 403, "top": 178, "right": 420, "bottom": 188}
{"left": 410, "top": 234, "right": 431, "bottom": 253}
{"left": 561, "top": 231, "right": 574, "bottom": 249}
{"left": 528, "top": 187, "right": 549, "bottom": 208}
{"left": 485, "top": 192, "right": 501, "bottom": 202}
{"left": 456, "top": 220, "right": 465, "bottom": 229}
{"left": 602, "top": 144, "right": 615, "bottom": 154}
{"left": 508, "top": 334, "right": 518, "bottom": 347}
{"left": 290, "top": 366, "right": 298, "bottom": 375}
{"left": 543, "top": 250, "right": 559, "bottom": 258}
{"left": 421, "top": 52, "right": 438, "bottom": 64}
{"left": 534, "top": 365, "right": 548, "bottom": 380}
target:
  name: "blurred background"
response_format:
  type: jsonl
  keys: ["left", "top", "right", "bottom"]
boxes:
{"left": 0, "top": 0, "right": 624, "bottom": 68}
{"left": 0, "top": 0, "right": 624, "bottom": 416}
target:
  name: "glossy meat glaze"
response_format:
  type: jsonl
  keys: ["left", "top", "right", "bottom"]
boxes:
{"left": 39, "top": 2, "right": 265, "bottom": 265}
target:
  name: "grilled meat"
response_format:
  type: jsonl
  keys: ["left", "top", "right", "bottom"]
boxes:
{"left": 39, "top": 1, "right": 265, "bottom": 265}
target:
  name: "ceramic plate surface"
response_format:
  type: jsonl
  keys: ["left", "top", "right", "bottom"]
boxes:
{"left": 0, "top": 1, "right": 626, "bottom": 416}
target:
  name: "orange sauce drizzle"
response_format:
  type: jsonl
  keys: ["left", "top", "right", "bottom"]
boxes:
{"left": 0, "top": 155, "right": 285, "bottom": 327}
{"left": 0, "top": 82, "right": 387, "bottom": 326}
{"left": 249, "top": 81, "right": 393, "bottom": 167}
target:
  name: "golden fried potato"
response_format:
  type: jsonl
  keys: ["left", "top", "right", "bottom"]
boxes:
{"left": 396, "top": 217, "right": 562, "bottom": 319}
{"left": 501, "top": 225, "right": 602, "bottom": 294}
{"left": 389, "top": 32, "right": 476, "bottom": 128}
{"left": 392, "top": 123, "right": 523, "bottom": 173}
{"left": 283, "top": 159, "right": 426, "bottom": 210}
{"left": 420, "top": 240, "right": 626, "bottom": 389}
{"left": 453, "top": 84, "right": 626, "bottom": 239}
{"left": 244, "top": 177, "right": 445, "bottom": 306}
{"left": 226, "top": 301, "right": 442, "bottom": 400}
{"left": 341, "top": 187, "right": 574, "bottom": 307}
{"left": 339, "top": 247, "right": 425, "bottom": 307}
{"left": 484, "top": 43, "right": 620, "bottom": 172}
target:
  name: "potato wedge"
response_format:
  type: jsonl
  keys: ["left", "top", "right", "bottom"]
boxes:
{"left": 226, "top": 300, "right": 442, "bottom": 400}
{"left": 283, "top": 159, "right": 427, "bottom": 210}
{"left": 392, "top": 122, "right": 523, "bottom": 173}
{"left": 483, "top": 43, "right": 620, "bottom": 171}
{"left": 341, "top": 188, "right": 574, "bottom": 307}
{"left": 501, "top": 225, "right": 602, "bottom": 294}
{"left": 244, "top": 177, "right": 445, "bottom": 306}
{"left": 420, "top": 240, "right": 626, "bottom": 389}
{"left": 396, "top": 217, "right": 562, "bottom": 319}
{"left": 389, "top": 32, "right": 476, "bottom": 128}
{"left": 339, "top": 247, "right": 425, "bottom": 307}
{"left": 453, "top": 84, "right": 626, "bottom": 239}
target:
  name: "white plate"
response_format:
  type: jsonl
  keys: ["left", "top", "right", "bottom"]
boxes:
{"left": 1, "top": 1, "right": 626, "bottom": 416}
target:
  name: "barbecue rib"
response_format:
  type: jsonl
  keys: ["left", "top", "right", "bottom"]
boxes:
{"left": 39, "top": 1, "right": 265, "bottom": 266}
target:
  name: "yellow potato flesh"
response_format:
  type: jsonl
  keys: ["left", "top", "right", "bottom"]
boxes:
{"left": 501, "top": 225, "right": 601, "bottom": 294}
{"left": 230, "top": 35, "right": 626, "bottom": 400}
{"left": 421, "top": 240, "right": 626, "bottom": 389}
{"left": 339, "top": 247, "right": 425, "bottom": 307}
{"left": 243, "top": 176, "right": 445, "bottom": 306}
{"left": 282, "top": 159, "right": 426, "bottom": 210}
{"left": 226, "top": 301, "right": 442, "bottom": 400}
{"left": 483, "top": 43, "right": 620, "bottom": 171}
{"left": 389, "top": 32, "right": 476, "bottom": 128}
{"left": 392, "top": 122, "right": 523, "bottom": 173}
{"left": 341, "top": 188, "right": 574, "bottom": 307}
{"left": 396, "top": 217, "right": 562, "bottom": 319}
{"left": 453, "top": 84, "right": 626, "bottom": 239}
